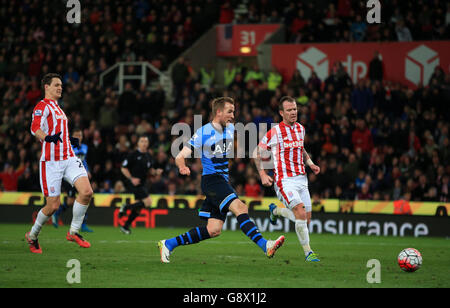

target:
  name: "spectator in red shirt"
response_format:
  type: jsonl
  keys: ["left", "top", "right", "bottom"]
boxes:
{"left": 407, "top": 130, "right": 421, "bottom": 154}
{"left": 0, "top": 163, "right": 26, "bottom": 191}
{"left": 290, "top": 9, "right": 308, "bottom": 35}
{"left": 393, "top": 193, "right": 412, "bottom": 215}
{"left": 26, "top": 80, "right": 42, "bottom": 105}
{"left": 89, "top": 7, "right": 101, "bottom": 24}
{"left": 352, "top": 119, "right": 374, "bottom": 154}
{"left": 337, "top": 0, "right": 352, "bottom": 18}
{"left": 245, "top": 177, "right": 262, "bottom": 197}
{"left": 357, "top": 183, "right": 372, "bottom": 200}
{"left": 219, "top": 2, "right": 234, "bottom": 24}
{"left": 112, "top": 17, "right": 124, "bottom": 36}
{"left": 28, "top": 53, "right": 43, "bottom": 77}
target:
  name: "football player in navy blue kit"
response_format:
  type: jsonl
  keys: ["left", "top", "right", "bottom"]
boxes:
{"left": 158, "top": 97, "right": 285, "bottom": 263}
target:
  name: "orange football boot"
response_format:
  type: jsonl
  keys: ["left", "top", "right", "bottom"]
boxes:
{"left": 66, "top": 231, "right": 91, "bottom": 248}
{"left": 25, "top": 232, "right": 42, "bottom": 254}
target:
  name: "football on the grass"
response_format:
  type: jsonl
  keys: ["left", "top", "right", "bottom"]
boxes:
{"left": 398, "top": 248, "right": 422, "bottom": 272}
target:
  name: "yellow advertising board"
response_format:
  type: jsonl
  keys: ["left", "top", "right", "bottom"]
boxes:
{"left": 0, "top": 192, "right": 447, "bottom": 216}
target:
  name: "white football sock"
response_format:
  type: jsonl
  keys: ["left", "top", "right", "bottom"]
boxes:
{"left": 30, "top": 209, "right": 50, "bottom": 239}
{"left": 70, "top": 200, "right": 89, "bottom": 235}
{"left": 274, "top": 207, "right": 296, "bottom": 222}
{"left": 295, "top": 219, "right": 311, "bottom": 256}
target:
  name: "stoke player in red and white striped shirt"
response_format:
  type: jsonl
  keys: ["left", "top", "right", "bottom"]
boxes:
{"left": 26, "top": 73, "right": 93, "bottom": 253}
{"left": 254, "top": 96, "right": 321, "bottom": 261}
{"left": 31, "top": 97, "right": 75, "bottom": 162}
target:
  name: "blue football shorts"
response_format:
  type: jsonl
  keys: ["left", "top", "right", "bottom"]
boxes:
{"left": 198, "top": 174, "right": 238, "bottom": 222}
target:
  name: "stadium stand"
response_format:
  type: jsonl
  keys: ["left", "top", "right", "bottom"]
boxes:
{"left": 0, "top": 0, "right": 449, "bottom": 204}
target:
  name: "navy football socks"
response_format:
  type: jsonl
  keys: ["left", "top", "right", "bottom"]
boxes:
{"left": 165, "top": 215, "right": 267, "bottom": 253}
{"left": 165, "top": 227, "right": 211, "bottom": 251}
{"left": 236, "top": 213, "right": 267, "bottom": 253}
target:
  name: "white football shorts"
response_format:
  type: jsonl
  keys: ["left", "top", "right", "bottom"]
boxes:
{"left": 274, "top": 174, "right": 312, "bottom": 212}
{"left": 39, "top": 156, "right": 88, "bottom": 197}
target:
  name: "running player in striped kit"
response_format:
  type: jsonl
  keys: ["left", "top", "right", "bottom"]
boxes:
{"left": 254, "top": 96, "right": 321, "bottom": 262}
{"left": 25, "top": 73, "right": 93, "bottom": 253}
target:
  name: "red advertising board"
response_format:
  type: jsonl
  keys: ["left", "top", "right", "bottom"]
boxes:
{"left": 271, "top": 41, "right": 450, "bottom": 88}
{"left": 217, "top": 24, "right": 281, "bottom": 57}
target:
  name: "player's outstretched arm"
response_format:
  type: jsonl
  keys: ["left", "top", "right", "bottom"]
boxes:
{"left": 176, "top": 146, "right": 192, "bottom": 176}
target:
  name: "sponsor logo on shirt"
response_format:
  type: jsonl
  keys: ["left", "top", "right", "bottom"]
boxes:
{"left": 283, "top": 140, "right": 303, "bottom": 149}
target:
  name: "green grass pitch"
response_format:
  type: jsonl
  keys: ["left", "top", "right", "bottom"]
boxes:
{"left": 0, "top": 223, "right": 449, "bottom": 288}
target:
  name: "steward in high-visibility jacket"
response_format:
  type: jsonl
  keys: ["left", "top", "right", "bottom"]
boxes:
{"left": 244, "top": 65, "right": 265, "bottom": 84}
{"left": 267, "top": 70, "right": 282, "bottom": 91}
{"left": 200, "top": 66, "right": 215, "bottom": 87}
{"left": 224, "top": 66, "right": 237, "bottom": 88}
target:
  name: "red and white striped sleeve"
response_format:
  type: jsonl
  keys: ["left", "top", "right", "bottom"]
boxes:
{"left": 30, "top": 101, "right": 49, "bottom": 136}
{"left": 258, "top": 126, "right": 278, "bottom": 150}
{"left": 301, "top": 124, "right": 306, "bottom": 140}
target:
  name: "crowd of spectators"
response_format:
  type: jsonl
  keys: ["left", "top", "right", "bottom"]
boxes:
{"left": 0, "top": 0, "right": 221, "bottom": 84}
{"left": 222, "top": 0, "right": 450, "bottom": 43}
{"left": 0, "top": 0, "right": 449, "bottom": 205}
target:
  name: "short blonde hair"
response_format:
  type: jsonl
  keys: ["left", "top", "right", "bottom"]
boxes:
{"left": 211, "top": 97, "right": 235, "bottom": 117}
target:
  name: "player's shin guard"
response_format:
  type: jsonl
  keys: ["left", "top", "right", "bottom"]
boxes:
{"left": 165, "top": 227, "right": 211, "bottom": 251}
{"left": 237, "top": 213, "right": 267, "bottom": 253}
{"left": 70, "top": 200, "right": 89, "bottom": 235}
{"left": 276, "top": 207, "right": 296, "bottom": 222}
{"left": 295, "top": 219, "right": 311, "bottom": 256}
{"left": 30, "top": 209, "right": 50, "bottom": 239}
